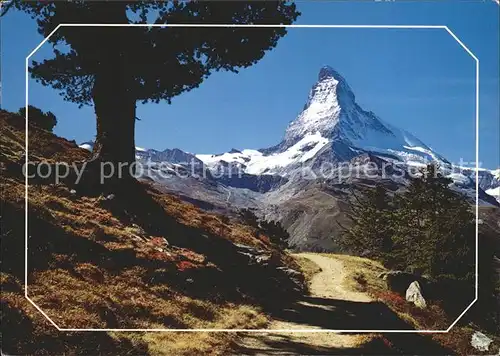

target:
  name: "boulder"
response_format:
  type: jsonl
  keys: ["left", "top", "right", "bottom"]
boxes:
{"left": 471, "top": 331, "right": 493, "bottom": 352}
{"left": 406, "top": 281, "right": 427, "bottom": 309}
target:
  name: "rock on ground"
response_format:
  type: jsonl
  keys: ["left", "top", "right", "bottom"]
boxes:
{"left": 471, "top": 331, "right": 493, "bottom": 352}
{"left": 406, "top": 281, "right": 427, "bottom": 309}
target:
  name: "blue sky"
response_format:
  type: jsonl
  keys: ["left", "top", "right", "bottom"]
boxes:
{"left": 2, "top": 1, "right": 499, "bottom": 168}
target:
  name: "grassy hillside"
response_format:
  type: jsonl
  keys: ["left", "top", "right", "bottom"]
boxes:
{"left": 0, "top": 110, "right": 303, "bottom": 355}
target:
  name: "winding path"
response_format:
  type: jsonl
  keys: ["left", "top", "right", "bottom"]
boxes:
{"left": 302, "top": 253, "right": 371, "bottom": 302}
{"left": 234, "top": 253, "right": 453, "bottom": 355}
{"left": 234, "top": 253, "right": 378, "bottom": 355}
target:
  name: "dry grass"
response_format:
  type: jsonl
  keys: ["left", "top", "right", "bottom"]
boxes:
{"left": 294, "top": 255, "right": 322, "bottom": 287}
{"left": 133, "top": 306, "right": 268, "bottom": 356}
{"left": 319, "top": 253, "right": 387, "bottom": 295}
{"left": 0, "top": 111, "right": 287, "bottom": 355}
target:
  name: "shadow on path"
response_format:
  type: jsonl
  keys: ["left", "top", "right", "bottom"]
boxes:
{"left": 235, "top": 295, "right": 454, "bottom": 355}
{"left": 233, "top": 334, "right": 397, "bottom": 355}
{"left": 269, "top": 296, "right": 412, "bottom": 330}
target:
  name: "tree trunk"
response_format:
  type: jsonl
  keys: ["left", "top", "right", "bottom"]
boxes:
{"left": 90, "top": 69, "right": 137, "bottom": 181}
{"left": 85, "top": 20, "right": 137, "bottom": 189}
{"left": 79, "top": 4, "right": 137, "bottom": 192}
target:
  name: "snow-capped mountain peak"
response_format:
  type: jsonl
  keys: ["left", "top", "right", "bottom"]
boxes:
{"left": 284, "top": 66, "right": 356, "bottom": 144}
{"left": 194, "top": 66, "right": 452, "bottom": 172}
{"left": 283, "top": 66, "right": 399, "bottom": 149}
{"left": 280, "top": 66, "right": 449, "bottom": 166}
{"left": 316, "top": 65, "right": 356, "bottom": 101}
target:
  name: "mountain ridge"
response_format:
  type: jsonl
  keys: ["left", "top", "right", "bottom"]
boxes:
{"left": 80, "top": 66, "right": 499, "bottom": 201}
{"left": 79, "top": 66, "right": 500, "bottom": 250}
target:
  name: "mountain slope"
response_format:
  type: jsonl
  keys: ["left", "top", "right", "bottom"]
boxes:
{"left": 191, "top": 66, "right": 497, "bottom": 204}
{"left": 0, "top": 110, "right": 305, "bottom": 355}
{"left": 79, "top": 66, "right": 499, "bottom": 251}
{"left": 80, "top": 66, "right": 498, "bottom": 201}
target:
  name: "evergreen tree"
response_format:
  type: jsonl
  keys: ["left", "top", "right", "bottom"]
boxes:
{"left": 3, "top": 1, "right": 299, "bottom": 183}
{"left": 340, "top": 184, "right": 395, "bottom": 263}
{"left": 394, "top": 164, "right": 475, "bottom": 281}
{"left": 260, "top": 219, "right": 290, "bottom": 250}
{"left": 238, "top": 208, "right": 289, "bottom": 249}
{"left": 239, "top": 208, "right": 260, "bottom": 229}
{"left": 341, "top": 164, "right": 474, "bottom": 283}
{"left": 18, "top": 105, "right": 57, "bottom": 132}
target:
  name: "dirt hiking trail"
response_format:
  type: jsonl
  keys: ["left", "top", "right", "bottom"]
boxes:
{"left": 233, "top": 253, "right": 451, "bottom": 355}
{"left": 303, "top": 254, "right": 371, "bottom": 302}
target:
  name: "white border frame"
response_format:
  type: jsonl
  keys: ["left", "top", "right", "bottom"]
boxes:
{"left": 25, "top": 24, "right": 479, "bottom": 333}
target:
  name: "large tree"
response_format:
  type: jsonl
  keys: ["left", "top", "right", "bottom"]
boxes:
{"left": 5, "top": 1, "right": 299, "bottom": 183}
